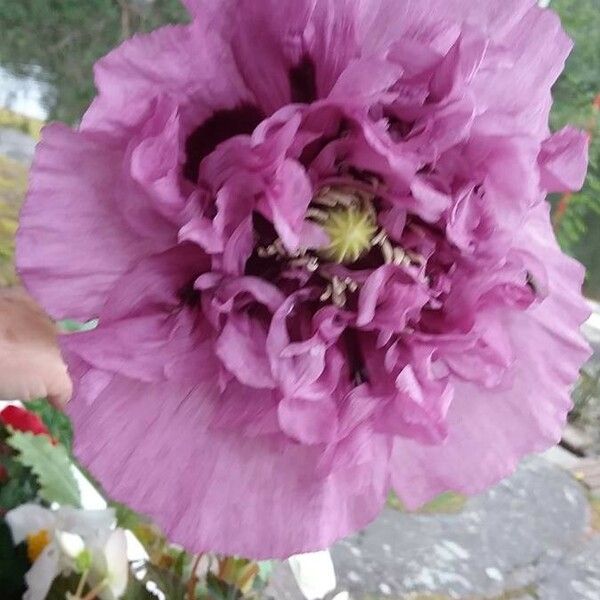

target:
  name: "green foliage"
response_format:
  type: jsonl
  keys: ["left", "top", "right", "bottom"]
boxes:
{"left": 121, "top": 575, "right": 160, "bottom": 600}
{"left": 0, "top": 521, "right": 28, "bottom": 599}
{"left": 46, "top": 573, "right": 91, "bottom": 599}
{"left": 0, "top": 0, "right": 188, "bottom": 124}
{"left": 570, "top": 366, "right": 600, "bottom": 427}
{"left": 7, "top": 431, "right": 81, "bottom": 507}
{"left": 204, "top": 571, "right": 243, "bottom": 600}
{"left": 113, "top": 500, "right": 151, "bottom": 530}
{"left": 551, "top": 0, "right": 600, "bottom": 297}
{"left": 134, "top": 562, "right": 187, "bottom": 600}
{"left": 0, "top": 154, "right": 27, "bottom": 286}
{"left": 0, "top": 456, "right": 39, "bottom": 511}
{"left": 0, "top": 428, "right": 40, "bottom": 511}
{"left": 47, "top": 571, "right": 175, "bottom": 600}
{"left": 58, "top": 319, "right": 99, "bottom": 333}
{"left": 24, "top": 399, "right": 73, "bottom": 450}
{"left": 387, "top": 491, "right": 466, "bottom": 514}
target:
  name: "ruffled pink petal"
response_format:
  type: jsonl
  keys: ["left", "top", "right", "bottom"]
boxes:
{"left": 17, "top": 124, "right": 174, "bottom": 320}
{"left": 429, "top": 27, "right": 488, "bottom": 102}
{"left": 357, "top": 266, "right": 430, "bottom": 332}
{"left": 375, "top": 363, "right": 453, "bottom": 445}
{"left": 223, "top": 217, "right": 255, "bottom": 275}
{"left": 358, "top": 0, "right": 537, "bottom": 56}
{"left": 306, "top": 0, "right": 361, "bottom": 96}
{"left": 83, "top": 22, "right": 253, "bottom": 136}
{"left": 206, "top": 381, "right": 281, "bottom": 437}
{"left": 464, "top": 117, "right": 541, "bottom": 224}
{"left": 216, "top": 312, "right": 275, "bottom": 389}
{"left": 67, "top": 365, "right": 390, "bottom": 559}
{"left": 539, "top": 126, "right": 589, "bottom": 193}
{"left": 129, "top": 96, "right": 186, "bottom": 217}
{"left": 329, "top": 58, "right": 403, "bottom": 102}
{"left": 267, "top": 298, "right": 351, "bottom": 399}
{"left": 409, "top": 178, "right": 453, "bottom": 223}
{"left": 179, "top": 216, "right": 224, "bottom": 254}
{"left": 61, "top": 245, "right": 212, "bottom": 383}
{"left": 265, "top": 160, "right": 313, "bottom": 252}
{"left": 278, "top": 396, "right": 339, "bottom": 445}
{"left": 391, "top": 203, "right": 590, "bottom": 508}
{"left": 215, "top": 0, "right": 316, "bottom": 113}
{"left": 471, "top": 5, "right": 573, "bottom": 138}
{"left": 198, "top": 275, "right": 285, "bottom": 331}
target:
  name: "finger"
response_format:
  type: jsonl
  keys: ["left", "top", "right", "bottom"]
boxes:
{"left": 47, "top": 366, "right": 73, "bottom": 410}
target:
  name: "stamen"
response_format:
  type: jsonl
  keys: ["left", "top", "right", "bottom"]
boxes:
{"left": 306, "top": 257, "right": 320, "bottom": 272}
{"left": 344, "top": 277, "right": 359, "bottom": 293}
{"left": 320, "top": 286, "right": 333, "bottom": 302}
{"left": 371, "top": 230, "right": 387, "bottom": 246}
{"left": 407, "top": 250, "right": 426, "bottom": 267}
{"left": 331, "top": 276, "right": 347, "bottom": 307}
{"left": 393, "top": 247, "right": 409, "bottom": 266}
{"left": 381, "top": 238, "right": 394, "bottom": 264}
{"left": 307, "top": 208, "right": 330, "bottom": 223}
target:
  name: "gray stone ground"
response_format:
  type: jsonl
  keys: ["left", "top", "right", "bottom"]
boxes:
{"left": 269, "top": 458, "right": 600, "bottom": 600}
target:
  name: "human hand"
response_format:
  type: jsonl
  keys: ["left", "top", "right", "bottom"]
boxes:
{"left": 0, "top": 288, "right": 71, "bottom": 407}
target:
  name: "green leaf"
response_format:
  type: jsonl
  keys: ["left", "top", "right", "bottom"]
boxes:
{"left": 112, "top": 501, "right": 150, "bottom": 530}
{"left": 0, "top": 452, "right": 40, "bottom": 510}
{"left": 256, "top": 561, "right": 273, "bottom": 588}
{"left": 24, "top": 399, "right": 73, "bottom": 450}
{"left": 0, "top": 476, "right": 38, "bottom": 511}
{"left": 387, "top": 491, "right": 466, "bottom": 514}
{"left": 58, "top": 319, "right": 99, "bottom": 333}
{"left": 75, "top": 549, "right": 93, "bottom": 573}
{"left": 0, "top": 521, "right": 28, "bottom": 599}
{"left": 172, "top": 548, "right": 188, "bottom": 579}
{"left": 205, "top": 572, "right": 242, "bottom": 600}
{"left": 7, "top": 432, "right": 81, "bottom": 507}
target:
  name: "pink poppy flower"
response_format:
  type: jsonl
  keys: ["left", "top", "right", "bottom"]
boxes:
{"left": 18, "top": 0, "right": 590, "bottom": 558}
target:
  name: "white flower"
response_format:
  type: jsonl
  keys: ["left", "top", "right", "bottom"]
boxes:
{"left": 58, "top": 530, "right": 86, "bottom": 559}
{"left": 5, "top": 504, "right": 120, "bottom": 600}
{"left": 92, "top": 529, "right": 129, "bottom": 600}
{"left": 288, "top": 550, "right": 337, "bottom": 600}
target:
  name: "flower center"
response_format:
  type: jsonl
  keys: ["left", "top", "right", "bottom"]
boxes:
{"left": 311, "top": 187, "right": 379, "bottom": 264}
{"left": 27, "top": 529, "right": 50, "bottom": 563}
{"left": 250, "top": 184, "right": 419, "bottom": 307}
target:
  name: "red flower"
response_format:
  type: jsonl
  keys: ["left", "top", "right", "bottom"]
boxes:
{"left": 0, "top": 405, "right": 50, "bottom": 436}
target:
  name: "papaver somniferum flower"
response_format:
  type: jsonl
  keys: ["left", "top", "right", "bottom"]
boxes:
{"left": 17, "top": 0, "right": 591, "bottom": 558}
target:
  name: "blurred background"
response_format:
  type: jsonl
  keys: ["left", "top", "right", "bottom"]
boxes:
{"left": 0, "top": 1, "right": 600, "bottom": 599}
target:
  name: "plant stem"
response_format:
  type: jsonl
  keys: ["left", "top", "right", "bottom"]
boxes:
{"left": 75, "top": 569, "right": 89, "bottom": 598}
{"left": 80, "top": 579, "right": 107, "bottom": 600}
{"left": 226, "top": 582, "right": 237, "bottom": 600}
{"left": 187, "top": 553, "right": 203, "bottom": 600}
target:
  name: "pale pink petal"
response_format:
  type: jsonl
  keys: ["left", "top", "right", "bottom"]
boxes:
{"left": 278, "top": 396, "right": 339, "bottom": 445}
{"left": 539, "top": 126, "right": 589, "bottom": 192}
{"left": 17, "top": 124, "right": 173, "bottom": 320}
{"left": 216, "top": 313, "right": 275, "bottom": 389}
{"left": 61, "top": 246, "right": 213, "bottom": 383}
{"left": 391, "top": 204, "right": 590, "bottom": 507}
{"left": 68, "top": 367, "right": 390, "bottom": 559}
